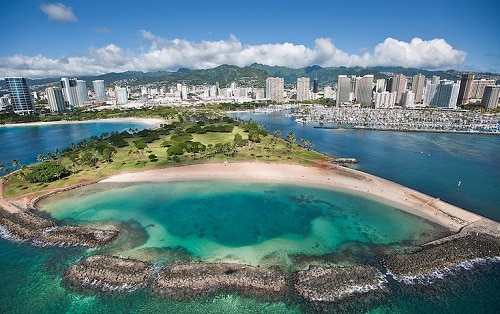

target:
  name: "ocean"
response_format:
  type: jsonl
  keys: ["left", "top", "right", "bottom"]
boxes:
{"left": 0, "top": 116, "right": 499, "bottom": 313}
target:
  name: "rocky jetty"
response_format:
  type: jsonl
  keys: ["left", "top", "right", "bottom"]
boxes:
{"left": 64, "top": 255, "right": 155, "bottom": 292}
{"left": 293, "top": 265, "right": 387, "bottom": 303}
{"left": 382, "top": 232, "right": 500, "bottom": 283}
{"left": 0, "top": 208, "right": 56, "bottom": 241}
{"left": 34, "top": 225, "right": 118, "bottom": 247}
{"left": 152, "top": 262, "right": 286, "bottom": 300}
{"left": 0, "top": 207, "right": 118, "bottom": 247}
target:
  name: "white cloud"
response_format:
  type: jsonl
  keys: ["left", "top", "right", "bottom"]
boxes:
{"left": 40, "top": 3, "right": 77, "bottom": 23}
{"left": 0, "top": 33, "right": 468, "bottom": 78}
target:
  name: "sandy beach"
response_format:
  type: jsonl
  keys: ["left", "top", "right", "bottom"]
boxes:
{"left": 0, "top": 117, "right": 165, "bottom": 128}
{"left": 101, "top": 162, "right": 484, "bottom": 232}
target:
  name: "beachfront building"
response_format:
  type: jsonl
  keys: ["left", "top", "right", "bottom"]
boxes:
{"left": 61, "top": 77, "right": 79, "bottom": 109}
{"left": 296, "top": 77, "right": 310, "bottom": 101}
{"left": 456, "top": 73, "right": 475, "bottom": 105}
{"left": 4, "top": 77, "right": 36, "bottom": 114}
{"left": 480, "top": 85, "right": 500, "bottom": 109}
{"left": 266, "top": 77, "right": 284, "bottom": 102}
{"left": 93, "top": 80, "right": 107, "bottom": 102}
{"left": 388, "top": 74, "right": 407, "bottom": 105}
{"left": 423, "top": 82, "right": 439, "bottom": 107}
{"left": 45, "top": 87, "right": 66, "bottom": 112}
{"left": 76, "top": 80, "right": 89, "bottom": 105}
{"left": 374, "top": 91, "right": 396, "bottom": 108}
{"left": 411, "top": 74, "right": 426, "bottom": 104}
{"left": 429, "top": 80, "right": 460, "bottom": 109}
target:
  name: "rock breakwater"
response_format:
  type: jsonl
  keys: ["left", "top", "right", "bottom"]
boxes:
{"left": 382, "top": 232, "right": 500, "bottom": 283}
{"left": 0, "top": 206, "right": 118, "bottom": 247}
{"left": 64, "top": 255, "right": 155, "bottom": 292}
{"left": 152, "top": 262, "right": 286, "bottom": 300}
{"left": 293, "top": 265, "right": 387, "bottom": 302}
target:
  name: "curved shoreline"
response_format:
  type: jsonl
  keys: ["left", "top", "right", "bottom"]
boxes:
{"left": 1, "top": 161, "right": 499, "bottom": 304}
{"left": 101, "top": 162, "right": 484, "bottom": 232}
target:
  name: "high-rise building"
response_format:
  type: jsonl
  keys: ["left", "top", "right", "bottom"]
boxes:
{"left": 480, "top": 85, "right": 500, "bottom": 109}
{"left": 411, "top": 74, "right": 426, "bottom": 104}
{"left": 375, "top": 79, "right": 387, "bottom": 93}
{"left": 456, "top": 74, "right": 475, "bottom": 105}
{"left": 430, "top": 80, "right": 460, "bottom": 109}
{"left": 265, "top": 77, "right": 284, "bottom": 102}
{"left": 5, "top": 77, "right": 35, "bottom": 114}
{"left": 431, "top": 76, "right": 441, "bottom": 84}
{"left": 313, "top": 78, "right": 319, "bottom": 94}
{"left": 354, "top": 75, "right": 374, "bottom": 106}
{"left": 423, "top": 82, "right": 439, "bottom": 107}
{"left": 60, "top": 77, "right": 79, "bottom": 109}
{"left": 388, "top": 74, "right": 407, "bottom": 104}
{"left": 336, "top": 75, "right": 352, "bottom": 105}
{"left": 93, "top": 80, "right": 107, "bottom": 102}
{"left": 76, "top": 80, "right": 89, "bottom": 105}
{"left": 296, "top": 77, "right": 310, "bottom": 101}
{"left": 45, "top": 87, "right": 66, "bottom": 112}
{"left": 469, "top": 79, "right": 496, "bottom": 100}
{"left": 115, "top": 86, "right": 128, "bottom": 104}
{"left": 336, "top": 75, "right": 373, "bottom": 106}
{"left": 374, "top": 92, "right": 396, "bottom": 108}
{"left": 401, "top": 91, "right": 415, "bottom": 108}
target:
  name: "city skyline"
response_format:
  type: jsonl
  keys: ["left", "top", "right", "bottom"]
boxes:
{"left": 1, "top": 0, "right": 499, "bottom": 79}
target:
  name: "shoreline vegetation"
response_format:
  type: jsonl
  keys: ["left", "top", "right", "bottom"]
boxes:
{"left": 1, "top": 113, "right": 499, "bottom": 305}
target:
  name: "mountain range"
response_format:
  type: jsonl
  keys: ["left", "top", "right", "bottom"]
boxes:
{"left": 2, "top": 64, "right": 499, "bottom": 92}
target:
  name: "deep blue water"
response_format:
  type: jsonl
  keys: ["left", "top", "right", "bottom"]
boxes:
{"left": 0, "top": 120, "right": 157, "bottom": 172}
{"left": 232, "top": 111, "right": 500, "bottom": 222}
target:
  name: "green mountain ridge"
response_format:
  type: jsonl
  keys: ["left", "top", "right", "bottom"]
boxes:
{"left": 2, "top": 65, "right": 498, "bottom": 92}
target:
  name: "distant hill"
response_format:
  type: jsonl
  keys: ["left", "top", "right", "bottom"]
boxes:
{"left": 2, "top": 65, "right": 497, "bottom": 92}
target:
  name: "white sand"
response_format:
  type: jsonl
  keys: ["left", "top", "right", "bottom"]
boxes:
{"left": 101, "top": 162, "right": 484, "bottom": 232}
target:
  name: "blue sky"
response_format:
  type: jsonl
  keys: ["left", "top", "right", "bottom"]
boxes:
{"left": 1, "top": 0, "right": 499, "bottom": 78}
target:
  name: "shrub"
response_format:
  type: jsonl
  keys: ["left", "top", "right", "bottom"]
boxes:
{"left": 25, "top": 161, "right": 70, "bottom": 183}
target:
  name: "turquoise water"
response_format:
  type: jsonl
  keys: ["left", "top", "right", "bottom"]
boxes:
{"left": 38, "top": 181, "right": 443, "bottom": 266}
{"left": 1, "top": 118, "right": 499, "bottom": 312}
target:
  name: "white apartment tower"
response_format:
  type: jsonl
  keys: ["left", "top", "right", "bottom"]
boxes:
{"left": 374, "top": 91, "right": 396, "bottom": 108}
{"left": 115, "top": 86, "right": 128, "bottom": 104}
{"left": 266, "top": 77, "right": 284, "bottom": 102}
{"left": 93, "top": 80, "right": 107, "bottom": 102}
{"left": 429, "top": 80, "right": 460, "bottom": 109}
{"left": 76, "top": 80, "right": 89, "bottom": 105}
{"left": 296, "top": 77, "right": 310, "bottom": 101}
{"left": 45, "top": 87, "right": 66, "bottom": 112}
{"left": 60, "top": 77, "right": 80, "bottom": 109}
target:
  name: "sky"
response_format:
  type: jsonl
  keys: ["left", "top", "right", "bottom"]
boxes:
{"left": 0, "top": 0, "right": 499, "bottom": 79}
